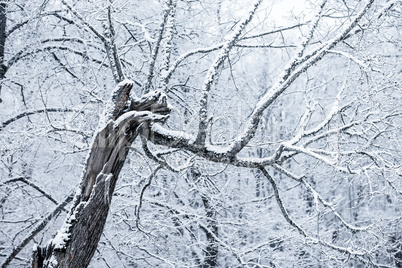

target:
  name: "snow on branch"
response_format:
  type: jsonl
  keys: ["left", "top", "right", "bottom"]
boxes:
{"left": 227, "top": 0, "right": 375, "bottom": 156}
{"left": 0, "top": 108, "right": 83, "bottom": 131}
{"left": 2, "top": 193, "right": 74, "bottom": 268}
{"left": 164, "top": 44, "right": 223, "bottom": 83}
{"left": 60, "top": 0, "right": 106, "bottom": 43}
{"left": 259, "top": 167, "right": 369, "bottom": 264}
{"left": 144, "top": 0, "right": 175, "bottom": 92}
{"left": 158, "top": 0, "right": 177, "bottom": 92}
{"left": 195, "top": 0, "right": 263, "bottom": 146}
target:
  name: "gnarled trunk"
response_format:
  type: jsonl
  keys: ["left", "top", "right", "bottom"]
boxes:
{"left": 32, "top": 80, "right": 170, "bottom": 268}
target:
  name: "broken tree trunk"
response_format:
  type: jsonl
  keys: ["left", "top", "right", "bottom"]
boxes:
{"left": 32, "top": 80, "right": 170, "bottom": 268}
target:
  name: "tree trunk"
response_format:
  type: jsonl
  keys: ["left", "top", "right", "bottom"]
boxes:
{"left": 0, "top": 1, "right": 8, "bottom": 101}
{"left": 32, "top": 80, "right": 170, "bottom": 268}
{"left": 201, "top": 195, "right": 219, "bottom": 268}
{"left": 0, "top": 2, "right": 6, "bottom": 72}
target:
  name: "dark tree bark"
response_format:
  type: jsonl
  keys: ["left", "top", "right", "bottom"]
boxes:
{"left": 201, "top": 195, "right": 219, "bottom": 268}
{"left": 0, "top": 2, "right": 6, "bottom": 71}
{"left": 0, "top": 1, "right": 7, "bottom": 102}
{"left": 31, "top": 80, "right": 170, "bottom": 268}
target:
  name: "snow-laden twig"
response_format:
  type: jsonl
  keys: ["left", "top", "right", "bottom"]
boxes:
{"left": 135, "top": 166, "right": 162, "bottom": 233}
{"left": 301, "top": 178, "right": 370, "bottom": 232}
{"left": 283, "top": 143, "right": 357, "bottom": 174}
{"left": 241, "top": 23, "right": 308, "bottom": 40}
{"left": 259, "top": 167, "right": 308, "bottom": 237}
{"left": 303, "top": 86, "right": 349, "bottom": 138}
{"left": 164, "top": 44, "right": 223, "bottom": 84}
{"left": 117, "top": 20, "right": 156, "bottom": 43}
{"left": 328, "top": 50, "right": 370, "bottom": 71}
{"left": 287, "top": 104, "right": 314, "bottom": 145}
{"left": 296, "top": 0, "right": 328, "bottom": 58}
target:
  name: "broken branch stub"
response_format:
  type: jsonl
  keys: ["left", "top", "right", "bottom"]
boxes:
{"left": 32, "top": 80, "right": 170, "bottom": 268}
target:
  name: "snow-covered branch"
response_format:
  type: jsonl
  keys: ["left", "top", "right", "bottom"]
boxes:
{"left": 144, "top": 0, "right": 175, "bottom": 92}
{"left": 227, "top": 0, "right": 375, "bottom": 156}
{"left": 0, "top": 108, "right": 83, "bottom": 131}
{"left": 158, "top": 0, "right": 177, "bottom": 92}
{"left": 195, "top": 0, "right": 263, "bottom": 146}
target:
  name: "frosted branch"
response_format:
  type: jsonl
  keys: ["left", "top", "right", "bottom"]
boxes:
{"left": 227, "top": 0, "right": 375, "bottom": 156}
{"left": 158, "top": 0, "right": 177, "bottom": 92}
{"left": 195, "top": 0, "right": 263, "bottom": 146}
{"left": 0, "top": 108, "right": 83, "bottom": 131}
{"left": 60, "top": 0, "right": 106, "bottom": 43}
{"left": 301, "top": 178, "right": 369, "bottom": 232}
{"left": 144, "top": 0, "right": 174, "bottom": 92}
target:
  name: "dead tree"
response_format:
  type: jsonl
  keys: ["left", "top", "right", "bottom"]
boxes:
{"left": 31, "top": 80, "right": 170, "bottom": 268}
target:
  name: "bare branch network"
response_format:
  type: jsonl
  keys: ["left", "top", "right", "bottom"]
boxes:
{"left": 0, "top": 0, "right": 401, "bottom": 267}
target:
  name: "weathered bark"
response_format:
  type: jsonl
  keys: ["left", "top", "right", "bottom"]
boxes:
{"left": 32, "top": 80, "right": 170, "bottom": 268}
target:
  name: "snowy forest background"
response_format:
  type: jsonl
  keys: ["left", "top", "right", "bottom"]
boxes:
{"left": 0, "top": 0, "right": 401, "bottom": 267}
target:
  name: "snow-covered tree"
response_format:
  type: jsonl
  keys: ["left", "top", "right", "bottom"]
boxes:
{"left": 1, "top": 0, "right": 401, "bottom": 267}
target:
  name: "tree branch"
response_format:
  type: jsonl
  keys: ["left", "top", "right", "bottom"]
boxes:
{"left": 144, "top": 0, "right": 174, "bottom": 92}
{"left": 195, "top": 0, "right": 263, "bottom": 146}
{"left": 1, "top": 193, "right": 74, "bottom": 268}
{"left": 227, "top": 0, "right": 375, "bottom": 156}
{"left": 0, "top": 108, "right": 83, "bottom": 131}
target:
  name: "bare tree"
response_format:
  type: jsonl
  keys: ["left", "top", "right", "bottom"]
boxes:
{"left": 0, "top": 0, "right": 401, "bottom": 267}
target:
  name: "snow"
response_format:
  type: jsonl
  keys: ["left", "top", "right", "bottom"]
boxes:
{"left": 52, "top": 226, "right": 71, "bottom": 250}
{"left": 104, "top": 173, "right": 113, "bottom": 205}
{"left": 48, "top": 255, "right": 58, "bottom": 268}
{"left": 151, "top": 123, "right": 195, "bottom": 143}
{"left": 51, "top": 205, "right": 80, "bottom": 250}
{"left": 205, "top": 144, "right": 230, "bottom": 155}
{"left": 113, "top": 111, "right": 139, "bottom": 128}
{"left": 120, "top": 21, "right": 156, "bottom": 42}
{"left": 116, "top": 79, "right": 134, "bottom": 90}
